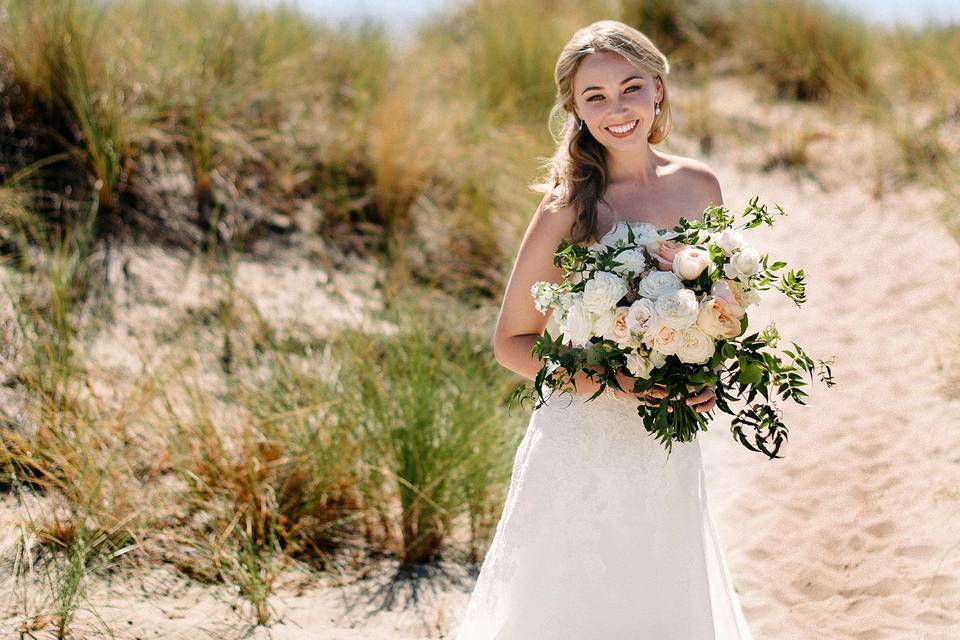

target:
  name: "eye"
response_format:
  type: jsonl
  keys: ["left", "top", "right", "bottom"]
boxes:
{"left": 587, "top": 84, "right": 643, "bottom": 102}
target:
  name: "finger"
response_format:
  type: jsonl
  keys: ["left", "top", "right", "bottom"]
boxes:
{"left": 695, "top": 397, "right": 717, "bottom": 413}
{"left": 694, "top": 398, "right": 717, "bottom": 411}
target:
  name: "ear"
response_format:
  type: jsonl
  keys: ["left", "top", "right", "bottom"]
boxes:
{"left": 656, "top": 77, "right": 664, "bottom": 103}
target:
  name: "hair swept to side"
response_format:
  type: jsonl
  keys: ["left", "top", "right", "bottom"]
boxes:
{"left": 530, "top": 20, "right": 672, "bottom": 245}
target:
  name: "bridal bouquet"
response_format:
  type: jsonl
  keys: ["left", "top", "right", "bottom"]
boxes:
{"left": 513, "top": 197, "right": 835, "bottom": 459}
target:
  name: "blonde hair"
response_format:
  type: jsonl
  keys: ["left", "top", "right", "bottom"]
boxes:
{"left": 533, "top": 20, "right": 672, "bottom": 245}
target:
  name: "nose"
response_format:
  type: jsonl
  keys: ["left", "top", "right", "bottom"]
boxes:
{"left": 609, "top": 94, "right": 631, "bottom": 117}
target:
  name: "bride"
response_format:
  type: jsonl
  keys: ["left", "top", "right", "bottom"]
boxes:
{"left": 453, "top": 20, "right": 755, "bottom": 640}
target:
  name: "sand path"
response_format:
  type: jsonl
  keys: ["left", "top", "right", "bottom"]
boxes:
{"left": 697, "top": 164, "right": 960, "bottom": 640}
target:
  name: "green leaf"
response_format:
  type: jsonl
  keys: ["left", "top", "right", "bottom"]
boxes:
{"left": 737, "top": 359, "right": 763, "bottom": 386}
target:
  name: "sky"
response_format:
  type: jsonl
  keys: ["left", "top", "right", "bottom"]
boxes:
{"left": 241, "top": 0, "right": 960, "bottom": 32}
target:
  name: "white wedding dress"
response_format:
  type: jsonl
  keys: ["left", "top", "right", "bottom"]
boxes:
{"left": 453, "top": 310, "right": 755, "bottom": 639}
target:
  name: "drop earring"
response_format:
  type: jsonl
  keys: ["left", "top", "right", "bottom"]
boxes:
{"left": 577, "top": 118, "right": 583, "bottom": 131}
{"left": 655, "top": 102, "right": 661, "bottom": 116}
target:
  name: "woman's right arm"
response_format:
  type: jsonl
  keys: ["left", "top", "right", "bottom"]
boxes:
{"left": 492, "top": 192, "right": 604, "bottom": 395}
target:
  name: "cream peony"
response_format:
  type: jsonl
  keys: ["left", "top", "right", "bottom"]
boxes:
{"left": 596, "top": 306, "right": 631, "bottom": 346}
{"left": 626, "top": 352, "right": 655, "bottom": 379}
{"left": 723, "top": 246, "right": 762, "bottom": 281}
{"left": 672, "top": 246, "right": 713, "bottom": 280}
{"left": 625, "top": 298, "right": 659, "bottom": 345}
{"left": 652, "top": 325, "right": 681, "bottom": 355}
{"left": 559, "top": 295, "right": 594, "bottom": 347}
{"left": 696, "top": 295, "right": 743, "bottom": 339}
{"left": 713, "top": 228, "right": 747, "bottom": 256}
{"left": 611, "top": 248, "right": 649, "bottom": 276}
{"left": 582, "top": 271, "right": 628, "bottom": 315}
{"left": 636, "top": 270, "right": 683, "bottom": 300}
{"left": 675, "top": 325, "right": 716, "bottom": 364}
{"left": 709, "top": 280, "right": 746, "bottom": 318}
{"left": 654, "top": 288, "right": 700, "bottom": 329}
{"left": 717, "top": 278, "right": 760, "bottom": 310}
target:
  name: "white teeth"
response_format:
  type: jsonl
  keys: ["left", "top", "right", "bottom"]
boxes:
{"left": 606, "top": 120, "right": 638, "bottom": 134}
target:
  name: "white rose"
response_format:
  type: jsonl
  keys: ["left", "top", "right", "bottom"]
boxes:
{"left": 595, "top": 221, "right": 632, "bottom": 249}
{"left": 675, "top": 325, "right": 716, "bottom": 364}
{"left": 672, "top": 246, "right": 713, "bottom": 281}
{"left": 630, "top": 221, "right": 659, "bottom": 236}
{"left": 559, "top": 296, "right": 594, "bottom": 347}
{"left": 648, "top": 349, "right": 668, "bottom": 368}
{"left": 652, "top": 325, "right": 681, "bottom": 355}
{"left": 629, "top": 222, "right": 661, "bottom": 249}
{"left": 582, "top": 271, "right": 628, "bottom": 315}
{"left": 723, "top": 246, "right": 762, "bottom": 282}
{"left": 626, "top": 352, "right": 654, "bottom": 379}
{"left": 636, "top": 270, "right": 683, "bottom": 300}
{"left": 625, "top": 298, "right": 659, "bottom": 345}
{"left": 713, "top": 228, "right": 747, "bottom": 257}
{"left": 654, "top": 288, "right": 700, "bottom": 329}
{"left": 593, "top": 221, "right": 659, "bottom": 252}
{"left": 611, "top": 248, "right": 649, "bottom": 276}
{"left": 593, "top": 308, "right": 615, "bottom": 340}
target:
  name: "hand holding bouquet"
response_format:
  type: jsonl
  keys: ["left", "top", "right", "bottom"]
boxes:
{"left": 513, "top": 197, "right": 836, "bottom": 459}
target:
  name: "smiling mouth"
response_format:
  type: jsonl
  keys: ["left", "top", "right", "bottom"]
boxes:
{"left": 605, "top": 119, "right": 639, "bottom": 135}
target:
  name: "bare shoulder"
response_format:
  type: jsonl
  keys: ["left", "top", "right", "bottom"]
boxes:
{"left": 665, "top": 154, "right": 724, "bottom": 216}
{"left": 530, "top": 186, "right": 577, "bottom": 243}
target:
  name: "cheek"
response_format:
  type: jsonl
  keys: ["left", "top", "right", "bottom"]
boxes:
{"left": 626, "top": 92, "right": 651, "bottom": 106}
{"left": 581, "top": 102, "right": 605, "bottom": 118}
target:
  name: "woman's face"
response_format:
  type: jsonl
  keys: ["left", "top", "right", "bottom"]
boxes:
{"left": 571, "top": 51, "right": 663, "bottom": 148}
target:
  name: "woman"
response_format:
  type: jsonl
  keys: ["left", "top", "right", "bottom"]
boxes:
{"left": 454, "top": 20, "right": 755, "bottom": 639}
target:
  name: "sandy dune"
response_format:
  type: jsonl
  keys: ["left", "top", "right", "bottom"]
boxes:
{"left": 2, "top": 77, "right": 960, "bottom": 639}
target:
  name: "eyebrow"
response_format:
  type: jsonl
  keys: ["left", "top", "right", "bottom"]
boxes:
{"left": 580, "top": 75, "right": 645, "bottom": 95}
